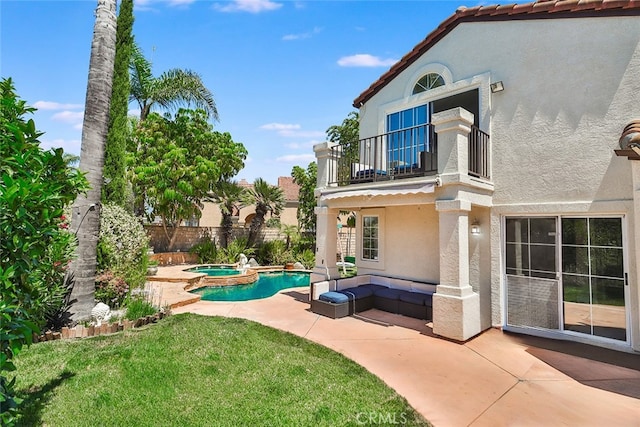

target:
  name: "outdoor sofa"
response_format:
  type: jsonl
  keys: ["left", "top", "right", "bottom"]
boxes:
{"left": 310, "top": 274, "right": 436, "bottom": 320}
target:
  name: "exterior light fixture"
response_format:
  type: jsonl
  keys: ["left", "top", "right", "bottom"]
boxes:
{"left": 470, "top": 220, "right": 481, "bottom": 235}
{"left": 490, "top": 81, "right": 504, "bottom": 93}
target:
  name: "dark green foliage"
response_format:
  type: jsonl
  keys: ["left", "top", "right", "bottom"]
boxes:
{"left": 206, "top": 180, "right": 248, "bottom": 248}
{"left": 102, "top": 0, "right": 134, "bottom": 207}
{"left": 291, "top": 162, "right": 317, "bottom": 233}
{"left": 257, "top": 240, "right": 290, "bottom": 266}
{"left": 189, "top": 232, "right": 219, "bottom": 263}
{"left": 246, "top": 178, "right": 285, "bottom": 246}
{"left": 129, "top": 44, "right": 219, "bottom": 121}
{"left": 0, "top": 78, "right": 88, "bottom": 425}
{"left": 327, "top": 111, "right": 359, "bottom": 185}
{"left": 129, "top": 109, "right": 247, "bottom": 250}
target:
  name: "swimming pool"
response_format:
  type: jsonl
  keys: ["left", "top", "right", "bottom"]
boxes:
{"left": 190, "top": 271, "right": 310, "bottom": 301}
{"left": 186, "top": 265, "right": 240, "bottom": 276}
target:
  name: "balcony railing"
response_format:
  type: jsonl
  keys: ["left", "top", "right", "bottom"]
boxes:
{"left": 328, "top": 124, "right": 490, "bottom": 186}
{"left": 469, "top": 125, "right": 490, "bottom": 179}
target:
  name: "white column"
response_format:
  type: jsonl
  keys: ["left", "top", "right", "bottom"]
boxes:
{"left": 314, "top": 142, "right": 340, "bottom": 189}
{"left": 311, "top": 206, "right": 339, "bottom": 283}
{"left": 432, "top": 107, "right": 474, "bottom": 178}
{"left": 433, "top": 199, "right": 481, "bottom": 341}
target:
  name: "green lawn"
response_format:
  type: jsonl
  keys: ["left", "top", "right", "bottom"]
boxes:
{"left": 14, "top": 314, "right": 429, "bottom": 426}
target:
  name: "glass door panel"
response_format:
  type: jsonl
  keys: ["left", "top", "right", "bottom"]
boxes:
{"left": 561, "top": 217, "right": 626, "bottom": 341}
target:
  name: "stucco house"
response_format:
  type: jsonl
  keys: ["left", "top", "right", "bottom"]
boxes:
{"left": 311, "top": 0, "right": 640, "bottom": 353}
{"left": 199, "top": 177, "right": 300, "bottom": 228}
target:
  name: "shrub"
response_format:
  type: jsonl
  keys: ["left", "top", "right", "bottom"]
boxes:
{"left": 98, "top": 203, "right": 149, "bottom": 289}
{"left": 257, "top": 240, "right": 290, "bottom": 266}
{"left": 0, "top": 78, "right": 88, "bottom": 425}
{"left": 125, "top": 296, "right": 157, "bottom": 320}
{"left": 95, "top": 271, "right": 129, "bottom": 309}
{"left": 189, "top": 232, "right": 219, "bottom": 263}
{"left": 294, "top": 248, "right": 315, "bottom": 270}
{"left": 219, "top": 237, "right": 254, "bottom": 264}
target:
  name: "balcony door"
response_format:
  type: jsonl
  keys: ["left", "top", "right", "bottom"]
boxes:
{"left": 505, "top": 216, "right": 628, "bottom": 343}
{"left": 386, "top": 89, "right": 480, "bottom": 172}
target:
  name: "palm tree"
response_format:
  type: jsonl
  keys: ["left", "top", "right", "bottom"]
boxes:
{"left": 207, "top": 180, "right": 248, "bottom": 248}
{"left": 247, "top": 178, "right": 285, "bottom": 246}
{"left": 129, "top": 43, "right": 218, "bottom": 121}
{"left": 69, "top": 0, "right": 117, "bottom": 320}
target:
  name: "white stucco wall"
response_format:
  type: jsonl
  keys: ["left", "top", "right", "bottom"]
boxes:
{"left": 360, "top": 17, "right": 640, "bottom": 205}
{"left": 354, "top": 15, "right": 640, "bottom": 349}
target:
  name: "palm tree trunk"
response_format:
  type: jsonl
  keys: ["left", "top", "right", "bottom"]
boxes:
{"left": 69, "top": 0, "right": 117, "bottom": 321}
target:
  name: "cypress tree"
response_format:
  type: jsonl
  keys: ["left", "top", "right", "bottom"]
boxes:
{"left": 102, "top": 0, "right": 134, "bottom": 207}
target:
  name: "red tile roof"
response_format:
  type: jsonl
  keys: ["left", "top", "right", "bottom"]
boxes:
{"left": 277, "top": 176, "right": 301, "bottom": 201}
{"left": 237, "top": 177, "right": 300, "bottom": 201}
{"left": 353, "top": 0, "right": 640, "bottom": 108}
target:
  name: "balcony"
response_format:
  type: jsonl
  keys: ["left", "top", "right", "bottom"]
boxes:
{"left": 326, "top": 124, "right": 490, "bottom": 186}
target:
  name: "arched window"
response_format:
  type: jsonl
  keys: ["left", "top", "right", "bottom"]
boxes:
{"left": 412, "top": 73, "right": 445, "bottom": 94}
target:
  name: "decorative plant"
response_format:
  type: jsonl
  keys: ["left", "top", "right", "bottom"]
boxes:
{"left": 95, "top": 271, "right": 129, "bottom": 309}
{"left": 97, "top": 203, "right": 149, "bottom": 289}
{"left": 0, "top": 78, "right": 88, "bottom": 425}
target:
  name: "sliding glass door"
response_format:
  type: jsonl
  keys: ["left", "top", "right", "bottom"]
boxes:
{"left": 505, "top": 216, "right": 628, "bottom": 343}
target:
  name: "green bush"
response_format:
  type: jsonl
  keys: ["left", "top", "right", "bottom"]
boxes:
{"left": 189, "top": 232, "right": 219, "bottom": 263}
{"left": 125, "top": 296, "right": 157, "bottom": 320}
{"left": 97, "top": 203, "right": 149, "bottom": 289}
{"left": 257, "top": 240, "right": 291, "bottom": 266}
{"left": 95, "top": 271, "right": 129, "bottom": 309}
{"left": 219, "top": 237, "right": 254, "bottom": 264}
{"left": 294, "top": 248, "right": 315, "bottom": 270}
{"left": 0, "top": 78, "right": 88, "bottom": 425}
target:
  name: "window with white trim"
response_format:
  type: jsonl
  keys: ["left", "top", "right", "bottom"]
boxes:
{"left": 362, "top": 215, "right": 379, "bottom": 261}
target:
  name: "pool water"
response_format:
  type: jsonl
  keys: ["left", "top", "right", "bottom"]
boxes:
{"left": 187, "top": 265, "right": 240, "bottom": 276}
{"left": 190, "top": 271, "right": 310, "bottom": 301}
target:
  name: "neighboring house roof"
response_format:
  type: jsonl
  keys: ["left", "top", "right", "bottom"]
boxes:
{"left": 236, "top": 177, "right": 300, "bottom": 202}
{"left": 352, "top": 0, "right": 640, "bottom": 108}
{"left": 277, "top": 176, "right": 301, "bottom": 202}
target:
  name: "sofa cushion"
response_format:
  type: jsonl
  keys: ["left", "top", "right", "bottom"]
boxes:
{"left": 398, "top": 291, "right": 432, "bottom": 306}
{"left": 374, "top": 287, "right": 404, "bottom": 300}
{"left": 340, "top": 286, "right": 375, "bottom": 299}
{"left": 319, "top": 291, "right": 349, "bottom": 304}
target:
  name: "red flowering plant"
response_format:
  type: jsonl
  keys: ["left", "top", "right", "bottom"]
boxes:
{"left": 95, "top": 271, "right": 129, "bottom": 309}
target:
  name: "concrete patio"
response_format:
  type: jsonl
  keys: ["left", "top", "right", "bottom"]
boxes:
{"left": 150, "top": 269, "right": 640, "bottom": 426}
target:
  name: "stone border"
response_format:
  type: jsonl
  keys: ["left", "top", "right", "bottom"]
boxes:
{"left": 33, "top": 312, "right": 168, "bottom": 342}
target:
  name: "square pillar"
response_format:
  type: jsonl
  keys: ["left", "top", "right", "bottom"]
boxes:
{"left": 312, "top": 206, "right": 340, "bottom": 282}
{"left": 432, "top": 107, "right": 474, "bottom": 177}
{"left": 433, "top": 199, "right": 481, "bottom": 341}
{"left": 314, "top": 142, "right": 340, "bottom": 189}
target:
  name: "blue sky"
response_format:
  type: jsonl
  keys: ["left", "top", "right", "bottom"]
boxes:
{"left": 2, "top": 0, "right": 482, "bottom": 184}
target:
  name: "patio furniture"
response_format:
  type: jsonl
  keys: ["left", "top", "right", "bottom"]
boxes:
{"left": 311, "top": 291, "right": 350, "bottom": 318}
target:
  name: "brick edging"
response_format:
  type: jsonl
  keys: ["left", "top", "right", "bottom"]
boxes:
{"left": 33, "top": 312, "right": 168, "bottom": 342}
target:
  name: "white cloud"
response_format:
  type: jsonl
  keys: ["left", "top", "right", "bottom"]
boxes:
{"left": 215, "top": 0, "right": 282, "bottom": 13}
{"left": 260, "top": 123, "right": 300, "bottom": 131}
{"left": 284, "top": 140, "right": 321, "bottom": 150}
{"left": 52, "top": 110, "right": 84, "bottom": 124}
{"left": 282, "top": 26, "right": 322, "bottom": 41}
{"left": 40, "top": 138, "right": 82, "bottom": 155}
{"left": 261, "top": 123, "right": 324, "bottom": 138}
{"left": 128, "top": 108, "right": 141, "bottom": 118}
{"left": 33, "top": 101, "right": 83, "bottom": 110}
{"left": 337, "top": 54, "right": 397, "bottom": 68}
{"left": 276, "top": 153, "right": 315, "bottom": 163}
